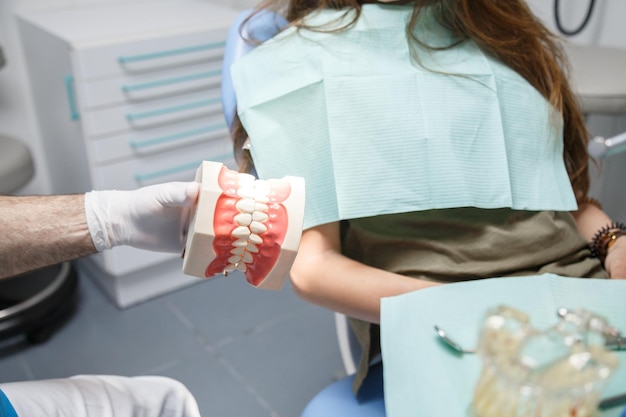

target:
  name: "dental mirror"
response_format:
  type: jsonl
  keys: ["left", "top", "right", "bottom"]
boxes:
{"left": 434, "top": 325, "right": 475, "bottom": 355}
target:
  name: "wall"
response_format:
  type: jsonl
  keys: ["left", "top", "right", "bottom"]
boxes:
{"left": 528, "top": 0, "right": 626, "bottom": 48}
{"left": 1, "top": 0, "right": 625, "bottom": 200}
{"left": 526, "top": 0, "right": 626, "bottom": 220}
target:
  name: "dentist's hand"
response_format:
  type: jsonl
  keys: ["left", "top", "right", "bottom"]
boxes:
{"left": 84, "top": 182, "right": 200, "bottom": 253}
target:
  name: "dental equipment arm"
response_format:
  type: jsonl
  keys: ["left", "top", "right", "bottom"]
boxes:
{"left": 0, "top": 182, "right": 199, "bottom": 279}
{"left": 289, "top": 222, "right": 440, "bottom": 324}
{"left": 588, "top": 131, "right": 626, "bottom": 159}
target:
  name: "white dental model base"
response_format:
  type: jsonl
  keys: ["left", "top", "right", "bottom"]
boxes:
{"left": 182, "top": 161, "right": 305, "bottom": 290}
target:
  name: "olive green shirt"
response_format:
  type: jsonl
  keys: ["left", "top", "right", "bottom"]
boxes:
{"left": 341, "top": 208, "right": 607, "bottom": 394}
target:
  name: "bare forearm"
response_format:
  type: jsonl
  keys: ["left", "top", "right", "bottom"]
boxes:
{"left": 290, "top": 223, "right": 439, "bottom": 324}
{"left": 571, "top": 202, "right": 612, "bottom": 241}
{"left": 0, "top": 194, "right": 95, "bottom": 278}
{"left": 291, "top": 250, "right": 438, "bottom": 324}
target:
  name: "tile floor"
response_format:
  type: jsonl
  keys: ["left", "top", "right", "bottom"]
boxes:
{"left": 0, "top": 267, "right": 346, "bottom": 417}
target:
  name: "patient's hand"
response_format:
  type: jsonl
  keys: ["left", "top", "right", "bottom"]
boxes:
{"left": 605, "top": 236, "right": 626, "bottom": 279}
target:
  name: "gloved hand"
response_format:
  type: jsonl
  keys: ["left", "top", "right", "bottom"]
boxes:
{"left": 84, "top": 182, "right": 200, "bottom": 253}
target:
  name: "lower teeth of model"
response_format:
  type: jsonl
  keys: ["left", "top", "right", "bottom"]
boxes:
{"left": 225, "top": 176, "right": 274, "bottom": 274}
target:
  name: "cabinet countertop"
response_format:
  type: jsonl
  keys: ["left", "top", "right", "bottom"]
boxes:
{"left": 15, "top": 0, "right": 240, "bottom": 49}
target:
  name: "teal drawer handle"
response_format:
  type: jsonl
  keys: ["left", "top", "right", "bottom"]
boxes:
{"left": 64, "top": 75, "right": 80, "bottom": 120}
{"left": 129, "top": 123, "right": 227, "bottom": 149}
{"left": 126, "top": 97, "right": 222, "bottom": 121}
{"left": 134, "top": 153, "right": 235, "bottom": 183}
{"left": 134, "top": 161, "right": 202, "bottom": 182}
{"left": 121, "top": 70, "right": 222, "bottom": 93}
{"left": 118, "top": 42, "right": 226, "bottom": 64}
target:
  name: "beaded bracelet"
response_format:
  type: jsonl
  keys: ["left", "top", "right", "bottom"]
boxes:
{"left": 589, "top": 221, "right": 626, "bottom": 266}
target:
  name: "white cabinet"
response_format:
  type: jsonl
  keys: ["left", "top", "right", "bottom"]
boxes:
{"left": 17, "top": 1, "right": 240, "bottom": 307}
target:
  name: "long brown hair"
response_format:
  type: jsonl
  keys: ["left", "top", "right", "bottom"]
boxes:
{"left": 231, "top": 0, "right": 591, "bottom": 202}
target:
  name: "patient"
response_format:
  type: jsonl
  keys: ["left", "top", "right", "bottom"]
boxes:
{"left": 228, "top": 0, "right": 626, "bottom": 393}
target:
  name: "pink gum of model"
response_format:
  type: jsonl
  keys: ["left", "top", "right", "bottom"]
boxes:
{"left": 182, "top": 161, "right": 305, "bottom": 290}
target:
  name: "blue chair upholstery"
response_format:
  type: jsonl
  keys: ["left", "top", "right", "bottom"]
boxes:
{"left": 301, "top": 362, "right": 385, "bottom": 417}
{"left": 220, "top": 9, "right": 287, "bottom": 129}
{"left": 221, "top": 10, "right": 386, "bottom": 417}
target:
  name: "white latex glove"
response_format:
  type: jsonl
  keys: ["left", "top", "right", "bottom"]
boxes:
{"left": 84, "top": 182, "right": 200, "bottom": 253}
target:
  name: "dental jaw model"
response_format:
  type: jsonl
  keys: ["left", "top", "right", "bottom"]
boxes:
{"left": 182, "top": 161, "right": 305, "bottom": 290}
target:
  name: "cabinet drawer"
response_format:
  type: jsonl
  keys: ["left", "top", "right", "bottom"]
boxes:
{"left": 72, "top": 30, "right": 226, "bottom": 81}
{"left": 98, "top": 247, "right": 178, "bottom": 277}
{"left": 90, "top": 114, "right": 229, "bottom": 164}
{"left": 90, "top": 139, "right": 235, "bottom": 190}
{"left": 79, "top": 61, "right": 222, "bottom": 110}
{"left": 82, "top": 90, "right": 223, "bottom": 138}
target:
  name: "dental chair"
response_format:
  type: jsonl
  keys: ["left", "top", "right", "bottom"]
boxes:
{"left": 0, "top": 44, "right": 78, "bottom": 344}
{"left": 220, "top": 11, "right": 626, "bottom": 417}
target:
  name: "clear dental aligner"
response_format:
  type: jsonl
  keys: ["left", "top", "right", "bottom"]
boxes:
{"left": 472, "top": 306, "right": 620, "bottom": 417}
{"left": 182, "top": 161, "right": 305, "bottom": 290}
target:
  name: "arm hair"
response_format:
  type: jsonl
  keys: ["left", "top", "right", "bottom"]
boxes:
{"left": 0, "top": 194, "right": 96, "bottom": 278}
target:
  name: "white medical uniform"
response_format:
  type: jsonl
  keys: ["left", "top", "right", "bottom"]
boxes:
{"left": 0, "top": 375, "right": 201, "bottom": 417}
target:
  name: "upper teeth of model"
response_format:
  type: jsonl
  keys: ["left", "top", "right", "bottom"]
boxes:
{"left": 225, "top": 174, "right": 273, "bottom": 274}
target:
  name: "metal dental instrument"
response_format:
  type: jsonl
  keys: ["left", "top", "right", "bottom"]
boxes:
{"left": 434, "top": 310, "right": 626, "bottom": 354}
{"left": 599, "top": 391, "right": 626, "bottom": 410}
{"left": 433, "top": 325, "right": 475, "bottom": 354}
{"left": 435, "top": 327, "right": 626, "bottom": 352}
